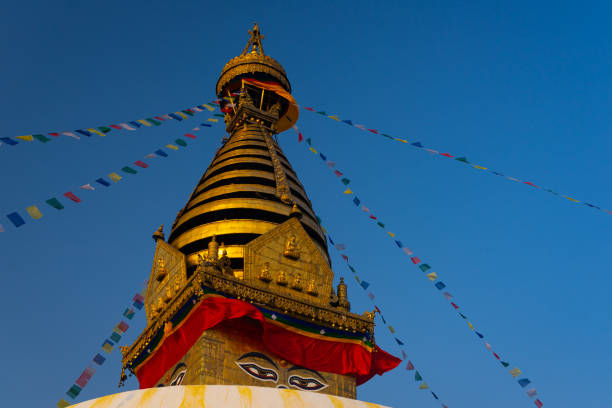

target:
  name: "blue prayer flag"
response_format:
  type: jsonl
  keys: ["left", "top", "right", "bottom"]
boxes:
{"left": 200, "top": 123, "right": 212, "bottom": 127}
{"left": 411, "top": 142, "right": 424, "bottom": 148}
{"left": 342, "top": 120, "right": 353, "bottom": 125}
{"left": 319, "top": 153, "right": 327, "bottom": 161}
{"left": 92, "top": 353, "right": 106, "bottom": 365}
{"left": 360, "top": 281, "right": 370, "bottom": 290}
{"left": 434, "top": 281, "right": 446, "bottom": 290}
{"left": 475, "top": 331, "right": 484, "bottom": 338}
{"left": 518, "top": 378, "right": 531, "bottom": 388}
{"left": 395, "top": 338, "right": 404, "bottom": 345}
{"left": 155, "top": 150, "right": 168, "bottom": 158}
{"left": 492, "top": 171, "right": 504, "bottom": 176}
{"left": 431, "top": 392, "right": 439, "bottom": 400}
{"left": 395, "top": 240, "right": 403, "bottom": 248}
{"left": 133, "top": 300, "right": 144, "bottom": 309}
{"left": 96, "top": 178, "right": 111, "bottom": 187}
{"left": 327, "top": 235, "right": 335, "bottom": 245}
{"left": 168, "top": 113, "right": 183, "bottom": 121}
{"left": 129, "top": 121, "right": 142, "bottom": 128}
{"left": 6, "top": 212, "right": 25, "bottom": 227}
{"left": 353, "top": 197, "right": 361, "bottom": 206}
{"left": 75, "top": 129, "right": 92, "bottom": 137}
{"left": 0, "top": 137, "right": 18, "bottom": 145}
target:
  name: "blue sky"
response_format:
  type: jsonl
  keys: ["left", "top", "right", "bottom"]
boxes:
{"left": 1, "top": 1, "right": 611, "bottom": 407}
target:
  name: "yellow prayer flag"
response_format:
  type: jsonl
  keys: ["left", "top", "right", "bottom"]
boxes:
{"left": 16, "top": 135, "right": 33, "bottom": 141}
{"left": 26, "top": 205, "right": 43, "bottom": 220}
{"left": 395, "top": 138, "right": 408, "bottom": 143}
{"left": 343, "top": 188, "right": 353, "bottom": 194}
{"left": 137, "top": 119, "right": 152, "bottom": 127}
{"left": 176, "top": 112, "right": 188, "bottom": 120}
{"left": 473, "top": 165, "right": 488, "bottom": 170}
{"left": 328, "top": 115, "right": 340, "bottom": 121}
{"left": 387, "top": 232, "right": 396, "bottom": 237}
{"left": 207, "top": 118, "right": 219, "bottom": 123}
{"left": 321, "top": 226, "right": 327, "bottom": 234}
{"left": 426, "top": 272, "right": 437, "bottom": 281}
{"left": 565, "top": 196, "right": 580, "bottom": 202}
{"left": 309, "top": 147, "right": 318, "bottom": 154}
{"left": 388, "top": 326, "right": 395, "bottom": 334}
{"left": 109, "top": 172, "right": 122, "bottom": 182}
{"left": 509, "top": 367, "right": 522, "bottom": 378}
{"left": 354, "top": 275, "right": 361, "bottom": 283}
{"left": 419, "top": 382, "right": 429, "bottom": 390}
{"left": 88, "top": 128, "right": 106, "bottom": 137}
{"left": 166, "top": 144, "right": 179, "bottom": 150}
{"left": 203, "top": 104, "right": 215, "bottom": 111}
{"left": 467, "top": 321, "right": 474, "bottom": 330}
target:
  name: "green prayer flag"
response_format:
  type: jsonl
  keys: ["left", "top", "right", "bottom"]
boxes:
{"left": 341, "top": 178, "right": 350, "bottom": 185}
{"left": 182, "top": 110, "right": 195, "bottom": 116}
{"left": 110, "top": 332, "right": 121, "bottom": 342}
{"left": 316, "top": 216, "right": 322, "bottom": 224}
{"left": 455, "top": 157, "right": 469, "bottom": 164}
{"left": 348, "top": 265, "right": 356, "bottom": 273}
{"left": 381, "top": 133, "right": 394, "bottom": 139}
{"left": 501, "top": 361, "right": 510, "bottom": 367}
{"left": 33, "top": 134, "right": 51, "bottom": 143}
{"left": 414, "top": 371, "right": 423, "bottom": 381}
{"left": 459, "top": 313, "right": 467, "bottom": 319}
{"left": 147, "top": 118, "right": 162, "bottom": 126}
{"left": 214, "top": 113, "right": 225, "bottom": 117}
{"left": 316, "top": 111, "right": 327, "bottom": 115}
{"left": 175, "top": 139, "right": 187, "bottom": 147}
{"left": 46, "top": 197, "right": 64, "bottom": 210}
{"left": 377, "top": 222, "right": 385, "bottom": 228}
{"left": 419, "top": 264, "right": 431, "bottom": 272}
{"left": 306, "top": 138, "right": 312, "bottom": 145}
{"left": 98, "top": 126, "right": 112, "bottom": 133}
{"left": 122, "top": 166, "right": 137, "bottom": 174}
{"left": 67, "top": 384, "right": 82, "bottom": 398}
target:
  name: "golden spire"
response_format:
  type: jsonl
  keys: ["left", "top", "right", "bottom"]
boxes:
{"left": 241, "top": 23, "right": 265, "bottom": 56}
{"left": 152, "top": 224, "right": 165, "bottom": 241}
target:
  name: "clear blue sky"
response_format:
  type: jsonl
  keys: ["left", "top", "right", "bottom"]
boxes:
{"left": 1, "top": 1, "right": 611, "bottom": 407}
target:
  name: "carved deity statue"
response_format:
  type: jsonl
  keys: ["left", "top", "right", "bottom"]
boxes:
{"left": 291, "top": 272, "right": 303, "bottom": 291}
{"left": 156, "top": 258, "right": 167, "bottom": 281}
{"left": 219, "top": 249, "right": 233, "bottom": 275}
{"left": 258, "top": 262, "right": 272, "bottom": 282}
{"left": 283, "top": 235, "right": 300, "bottom": 259}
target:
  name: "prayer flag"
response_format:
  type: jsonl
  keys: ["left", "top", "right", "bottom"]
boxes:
{"left": 395, "top": 240, "right": 403, "bottom": 248}
{"left": 355, "top": 124, "right": 366, "bottom": 130}
{"left": 49, "top": 132, "right": 60, "bottom": 137}
{"left": 57, "top": 398, "right": 70, "bottom": 408}
{"left": 200, "top": 123, "right": 212, "bottom": 127}
{"left": 148, "top": 118, "right": 162, "bottom": 126}
{"left": 451, "top": 302, "right": 459, "bottom": 309}
{"left": 0, "top": 137, "right": 18, "bottom": 145}
{"left": 96, "top": 178, "right": 111, "bottom": 187}
{"left": 414, "top": 371, "right": 422, "bottom": 381}
{"left": 361, "top": 205, "right": 370, "bottom": 212}
{"left": 134, "top": 161, "right": 148, "bottom": 168}
{"left": 388, "top": 326, "right": 395, "bottom": 334}
{"left": 88, "top": 128, "right": 106, "bottom": 137}
{"left": 168, "top": 113, "right": 183, "bottom": 121}
{"left": 26, "top": 206, "right": 43, "bottom": 220}
{"left": 473, "top": 165, "right": 488, "bottom": 170}
{"left": 534, "top": 399, "right": 543, "bottom": 408}
{"left": 411, "top": 142, "right": 423, "bottom": 148}
{"left": 403, "top": 247, "right": 414, "bottom": 256}
{"left": 175, "top": 139, "right": 187, "bottom": 147}
{"left": 354, "top": 275, "right": 360, "bottom": 284}
{"left": 343, "top": 119, "right": 353, "bottom": 125}
{"left": 110, "top": 125, "right": 123, "bottom": 130}
{"left": 376, "top": 222, "right": 385, "bottom": 228}
{"left": 443, "top": 292, "right": 453, "bottom": 300}
{"left": 80, "top": 184, "right": 95, "bottom": 191}
{"left": 419, "top": 264, "right": 431, "bottom": 272}
{"left": 316, "top": 111, "right": 327, "bottom": 115}
{"left": 123, "top": 308, "right": 135, "bottom": 319}
{"left": 510, "top": 367, "right": 522, "bottom": 378}
{"left": 401, "top": 350, "right": 407, "bottom": 359}
{"left": 46, "top": 198, "right": 64, "bottom": 210}
{"left": 203, "top": 104, "right": 215, "bottom": 111}
{"left": 387, "top": 232, "right": 395, "bottom": 237}
{"left": 213, "top": 113, "right": 224, "bottom": 118}
{"left": 431, "top": 391, "right": 438, "bottom": 400}
{"left": 102, "top": 340, "right": 114, "bottom": 354}
{"left": 93, "top": 353, "right": 106, "bottom": 365}
{"left": 476, "top": 331, "right": 484, "bottom": 338}
{"left": 335, "top": 243, "right": 346, "bottom": 251}
{"left": 329, "top": 115, "right": 340, "bottom": 121}
{"left": 368, "top": 292, "right": 375, "bottom": 300}
{"left": 0, "top": 224, "right": 3, "bottom": 232}
{"left": 155, "top": 150, "right": 168, "bottom": 157}
{"left": 133, "top": 300, "right": 144, "bottom": 309}
{"left": 381, "top": 134, "right": 393, "bottom": 139}
{"left": 62, "top": 132, "right": 80, "bottom": 139}
{"left": 341, "top": 254, "right": 349, "bottom": 262}
{"left": 353, "top": 197, "right": 361, "bottom": 206}
{"left": 426, "top": 272, "right": 437, "bottom": 281}
{"left": 518, "top": 378, "right": 531, "bottom": 388}
{"left": 309, "top": 147, "right": 318, "bottom": 154}
{"left": 207, "top": 118, "right": 218, "bottom": 123}
{"left": 360, "top": 281, "right": 370, "bottom": 290}
{"left": 109, "top": 173, "right": 122, "bottom": 182}
{"left": 64, "top": 192, "right": 81, "bottom": 203}
{"left": 328, "top": 235, "right": 335, "bottom": 245}
{"left": 67, "top": 385, "right": 82, "bottom": 399}
{"left": 466, "top": 321, "right": 474, "bottom": 330}
{"left": 166, "top": 144, "right": 179, "bottom": 150}
{"left": 440, "top": 153, "right": 454, "bottom": 158}
{"left": 348, "top": 265, "right": 355, "bottom": 273}
{"left": 110, "top": 332, "right": 121, "bottom": 342}
{"left": 184, "top": 133, "right": 197, "bottom": 139}
{"left": 341, "top": 178, "right": 350, "bottom": 185}
{"left": 459, "top": 313, "right": 467, "bottom": 319}
{"left": 419, "top": 382, "right": 429, "bottom": 390}
{"left": 343, "top": 188, "right": 353, "bottom": 194}
{"left": 485, "top": 342, "right": 492, "bottom": 350}
{"left": 435, "top": 281, "right": 446, "bottom": 290}
{"left": 334, "top": 170, "right": 343, "bottom": 177}
{"left": 75, "top": 374, "right": 89, "bottom": 388}
{"left": 565, "top": 196, "right": 579, "bottom": 202}
{"left": 456, "top": 157, "right": 469, "bottom": 163}
{"left": 395, "top": 338, "right": 404, "bottom": 345}
{"left": 406, "top": 360, "right": 414, "bottom": 370}
{"left": 16, "top": 135, "right": 33, "bottom": 141}
{"left": 368, "top": 129, "right": 379, "bottom": 134}
{"left": 98, "top": 126, "right": 112, "bottom": 133}
{"left": 145, "top": 153, "right": 155, "bottom": 158}
{"left": 298, "top": 132, "right": 303, "bottom": 142}
{"left": 118, "top": 321, "right": 129, "bottom": 332}
{"left": 137, "top": 119, "right": 152, "bottom": 127}
{"left": 133, "top": 293, "right": 145, "bottom": 303}
{"left": 395, "top": 138, "right": 408, "bottom": 143}
{"left": 526, "top": 388, "right": 537, "bottom": 398}
{"left": 411, "top": 257, "right": 421, "bottom": 264}
{"left": 319, "top": 153, "right": 327, "bottom": 161}
{"left": 120, "top": 123, "right": 135, "bottom": 130}
{"left": 501, "top": 361, "right": 510, "bottom": 367}
{"left": 493, "top": 352, "right": 501, "bottom": 360}
{"left": 306, "top": 138, "right": 312, "bottom": 145}
{"left": 33, "top": 134, "right": 51, "bottom": 143}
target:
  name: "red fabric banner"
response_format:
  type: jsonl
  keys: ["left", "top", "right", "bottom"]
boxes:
{"left": 134, "top": 296, "right": 400, "bottom": 388}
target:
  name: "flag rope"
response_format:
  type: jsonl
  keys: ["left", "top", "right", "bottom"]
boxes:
{"left": 302, "top": 106, "right": 607, "bottom": 218}
{"left": 295, "top": 126, "right": 544, "bottom": 408}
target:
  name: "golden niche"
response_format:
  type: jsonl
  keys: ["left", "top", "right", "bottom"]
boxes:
{"left": 291, "top": 272, "right": 303, "bottom": 291}
{"left": 156, "top": 258, "right": 167, "bottom": 281}
{"left": 283, "top": 235, "right": 300, "bottom": 260}
{"left": 258, "top": 262, "right": 272, "bottom": 282}
{"left": 276, "top": 270, "right": 288, "bottom": 286}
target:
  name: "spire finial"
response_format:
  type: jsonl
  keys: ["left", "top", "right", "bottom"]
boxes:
{"left": 242, "top": 22, "right": 265, "bottom": 56}
{"left": 152, "top": 224, "right": 165, "bottom": 242}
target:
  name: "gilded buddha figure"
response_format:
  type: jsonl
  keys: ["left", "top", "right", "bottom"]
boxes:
{"left": 283, "top": 235, "right": 300, "bottom": 259}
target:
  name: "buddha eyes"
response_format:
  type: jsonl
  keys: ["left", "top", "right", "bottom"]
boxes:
{"left": 238, "top": 362, "right": 279, "bottom": 382}
{"left": 288, "top": 375, "right": 327, "bottom": 391}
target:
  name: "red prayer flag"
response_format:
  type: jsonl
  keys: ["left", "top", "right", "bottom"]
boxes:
{"left": 184, "top": 133, "right": 197, "bottom": 139}
{"left": 118, "top": 321, "right": 129, "bottom": 332}
{"left": 110, "top": 125, "right": 123, "bottom": 130}
{"left": 187, "top": 108, "right": 195, "bottom": 113}
{"left": 534, "top": 399, "right": 543, "bottom": 408}
{"left": 493, "top": 352, "right": 500, "bottom": 360}
{"left": 304, "top": 107, "right": 314, "bottom": 111}
{"left": 134, "top": 160, "right": 149, "bottom": 168}
{"left": 341, "top": 254, "right": 349, "bottom": 262}
{"left": 410, "top": 257, "right": 421, "bottom": 264}
{"left": 368, "top": 129, "right": 379, "bottom": 134}
{"left": 406, "top": 360, "right": 414, "bottom": 370}
{"left": 298, "top": 132, "right": 303, "bottom": 142}
{"left": 75, "top": 375, "right": 89, "bottom": 388}
{"left": 334, "top": 170, "right": 343, "bottom": 177}
{"left": 524, "top": 181, "right": 538, "bottom": 187}
{"left": 440, "top": 153, "right": 454, "bottom": 158}
{"left": 64, "top": 192, "right": 81, "bottom": 203}
{"left": 451, "top": 302, "right": 459, "bottom": 309}
{"left": 49, "top": 132, "right": 60, "bottom": 137}
{"left": 369, "top": 215, "right": 377, "bottom": 220}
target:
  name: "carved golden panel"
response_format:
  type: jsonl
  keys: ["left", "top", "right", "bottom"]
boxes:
{"left": 145, "top": 240, "right": 187, "bottom": 323}
{"left": 243, "top": 218, "right": 333, "bottom": 307}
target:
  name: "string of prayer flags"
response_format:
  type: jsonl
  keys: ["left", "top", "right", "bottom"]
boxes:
{"left": 303, "top": 105, "right": 609, "bottom": 217}
{"left": 298, "top": 127, "right": 543, "bottom": 407}
{"left": 58, "top": 284, "right": 147, "bottom": 407}
{"left": 3, "top": 102, "right": 216, "bottom": 150}
{"left": 4, "top": 122, "right": 219, "bottom": 233}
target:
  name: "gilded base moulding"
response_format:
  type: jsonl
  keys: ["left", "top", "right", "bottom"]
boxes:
{"left": 68, "top": 385, "right": 390, "bottom": 408}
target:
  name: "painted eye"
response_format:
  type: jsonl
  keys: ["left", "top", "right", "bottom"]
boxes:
{"left": 170, "top": 370, "right": 186, "bottom": 386}
{"left": 288, "top": 375, "right": 327, "bottom": 391}
{"left": 238, "top": 362, "right": 278, "bottom": 382}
